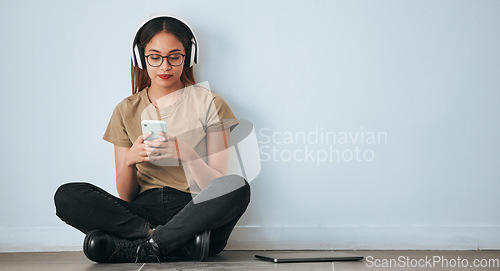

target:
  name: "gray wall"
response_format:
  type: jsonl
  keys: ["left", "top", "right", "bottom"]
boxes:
{"left": 0, "top": 0, "right": 499, "bottom": 252}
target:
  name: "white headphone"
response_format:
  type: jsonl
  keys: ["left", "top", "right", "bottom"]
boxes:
{"left": 131, "top": 15, "right": 199, "bottom": 69}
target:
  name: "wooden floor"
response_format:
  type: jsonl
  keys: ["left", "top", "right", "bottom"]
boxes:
{"left": 0, "top": 250, "right": 499, "bottom": 270}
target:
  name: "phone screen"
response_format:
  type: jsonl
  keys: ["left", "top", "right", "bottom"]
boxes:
{"left": 141, "top": 120, "right": 167, "bottom": 141}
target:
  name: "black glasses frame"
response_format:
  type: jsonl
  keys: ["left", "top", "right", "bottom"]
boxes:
{"left": 145, "top": 53, "right": 186, "bottom": 67}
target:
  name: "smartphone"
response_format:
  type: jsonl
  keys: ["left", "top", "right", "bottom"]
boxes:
{"left": 141, "top": 120, "right": 167, "bottom": 141}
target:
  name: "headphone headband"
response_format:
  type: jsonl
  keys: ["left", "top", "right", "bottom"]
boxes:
{"left": 132, "top": 15, "right": 199, "bottom": 69}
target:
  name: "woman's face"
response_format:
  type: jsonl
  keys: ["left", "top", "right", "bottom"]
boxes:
{"left": 144, "top": 32, "right": 185, "bottom": 92}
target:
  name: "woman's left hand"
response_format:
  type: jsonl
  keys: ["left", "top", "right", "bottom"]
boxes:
{"left": 144, "top": 131, "right": 198, "bottom": 162}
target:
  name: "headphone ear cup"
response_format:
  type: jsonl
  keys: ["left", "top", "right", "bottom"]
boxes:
{"left": 184, "top": 38, "right": 198, "bottom": 67}
{"left": 184, "top": 38, "right": 196, "bottom": 67}
{"left": 133, "top": 45, "right": 146, "bottom": 69}
{"left": 190, "top": 38, "right": 197, "bottom": 67}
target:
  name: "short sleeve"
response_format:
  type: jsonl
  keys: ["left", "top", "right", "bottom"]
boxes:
{"left": 205, "top": 92, "right": 239, "bottom": 133}
{"left": 103, "top": 105, "right": 133, "bottom": 148}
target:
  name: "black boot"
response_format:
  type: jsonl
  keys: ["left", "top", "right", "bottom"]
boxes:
{"left": 173, "top": 230, "right": 211, "bottom": 262}
{"left": 83, "top": 230, "right": 162, "bottom": 263}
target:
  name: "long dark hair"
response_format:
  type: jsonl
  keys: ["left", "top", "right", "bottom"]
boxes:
{"left": 131, "top": 17, "right": 196, "bottom": 94}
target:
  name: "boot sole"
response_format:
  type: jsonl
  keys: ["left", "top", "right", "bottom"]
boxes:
{"left": 198, "top": 230, "right": 211, "bottom": 262}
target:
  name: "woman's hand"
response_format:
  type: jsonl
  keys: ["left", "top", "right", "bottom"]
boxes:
{"left": 124, "top": 132, "right": 156, "bottom": 167}
{"left": 144, "top": 131, "right": 199, "bottom": 162}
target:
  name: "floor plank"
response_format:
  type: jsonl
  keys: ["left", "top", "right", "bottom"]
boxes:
{"left": 0, "top": 250, "right": 499, "bottom": 271}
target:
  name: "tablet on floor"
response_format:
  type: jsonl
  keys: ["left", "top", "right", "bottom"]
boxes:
{"left": 255, "top": 251, "right": 363, "bottom": 263}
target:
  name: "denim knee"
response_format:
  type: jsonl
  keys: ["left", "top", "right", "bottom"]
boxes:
{"left": 54, "top": 182, "right": 90, "bottom": 218}
{"left": 193, "top": 175, "right": 250, "bottom": 204}
{"left": 224, "top": 175, "right": 250, "bottom": 204}
{"left": 200, "top": 174, "right": 250, "bottom": 205}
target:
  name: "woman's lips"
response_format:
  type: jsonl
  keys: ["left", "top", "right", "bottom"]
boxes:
{"left": 159, "top": 74, "right": 172, "bottom": 80}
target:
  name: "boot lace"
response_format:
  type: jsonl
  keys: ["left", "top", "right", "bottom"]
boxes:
{"left": 113, "top": 239, "right": 161, "bottom": 264}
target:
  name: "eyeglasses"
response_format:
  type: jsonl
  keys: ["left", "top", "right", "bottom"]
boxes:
{"left": 145, "top": 53, "right": 185, "bottom": 67}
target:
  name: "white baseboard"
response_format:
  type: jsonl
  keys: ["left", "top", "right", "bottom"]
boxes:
{"left": 225, "top": 225, "right": 500, "bottom": 250}
{"left": 0, "top": 227, "right": 84, "bottom": 252}
{"left": 1, "top": 225, "right": 499, "bottom": 252}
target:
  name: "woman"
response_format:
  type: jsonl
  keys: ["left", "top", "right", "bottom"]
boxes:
{"left": 54, "top": 15, "right": 250, "bottom": 263}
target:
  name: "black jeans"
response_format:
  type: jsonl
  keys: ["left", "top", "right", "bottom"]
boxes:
{"left": 54, "top": 174, "right": 250, "bottom": 256}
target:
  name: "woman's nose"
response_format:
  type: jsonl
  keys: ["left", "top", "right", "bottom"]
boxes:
{"left": 159, "top": 58, "right": 171, "bottom": 70}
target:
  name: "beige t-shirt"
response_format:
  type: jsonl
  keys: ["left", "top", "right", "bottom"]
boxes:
{"left": 103, "top": 84, "right": 239, "bottom": 194}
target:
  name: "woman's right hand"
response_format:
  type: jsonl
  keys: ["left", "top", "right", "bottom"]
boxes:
{"left": 125, "top": 132, "right": 155, "bottom": 167}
